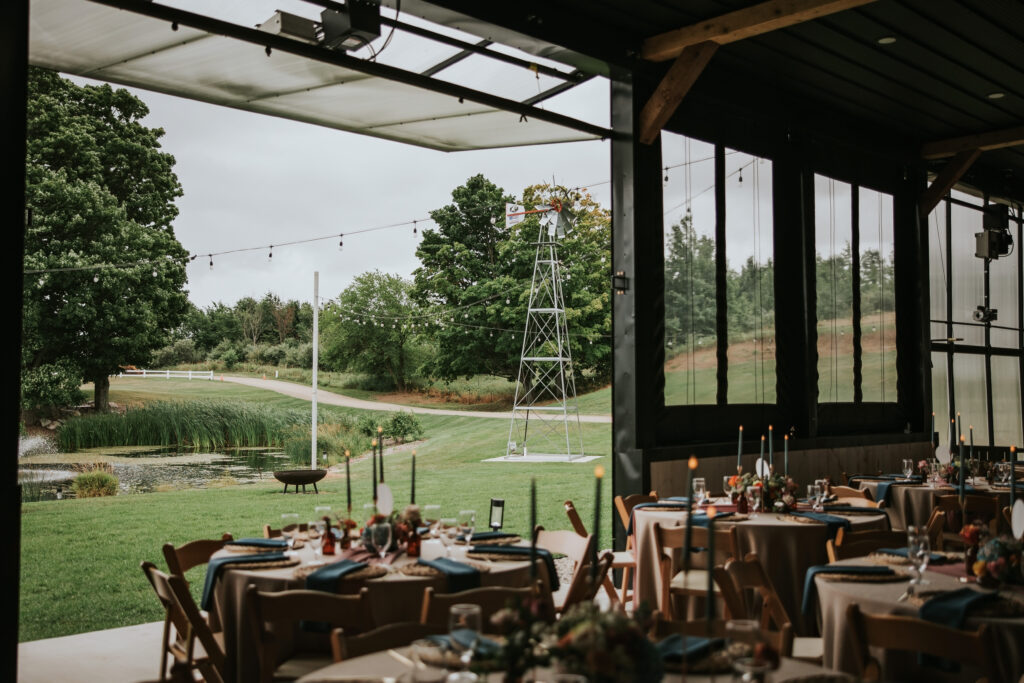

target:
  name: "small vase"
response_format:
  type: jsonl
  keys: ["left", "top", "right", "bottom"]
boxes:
{"left": 736, "top": 494, "right": 749, "bottom": 514}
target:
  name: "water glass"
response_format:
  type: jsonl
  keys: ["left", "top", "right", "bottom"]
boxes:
{"left": 314, "top": 505, "right": 331, "bottom": 518}
{"left": 457, "top": 510, "right": 476, "bottom": 546}
{"left": 448, "top": 603, "right": 482, "bottom": 670}
{"left": 902, "top": 459, "right": 914, "bottom": 478}
{"left": 814, "top": 479, "right": 827, "bottom": 505}
{"left": 370, "top": 520, "right": 393, "bottom": 565}
{"left": 809, "top": 483, "right": 823, "bottom": 511}
{"left": 723, "top": 475, "right": 734, "bottom": 499}
{"left": 439, "top": 518, "right": 458, "bottom": 557}
{"left": 745, "top": 486, "right": 762, "bottom": 517}
{"left": 693, "top": 477, "right": 707, "bottom": 505}
{"left": 907, "top": 525, "right": 931, "bottom": 591}
{"left": 307, "top": 520, "right": 325, "bottom": 561}
{"left": 280, "top": 513, "right": 300, "bottom": 554}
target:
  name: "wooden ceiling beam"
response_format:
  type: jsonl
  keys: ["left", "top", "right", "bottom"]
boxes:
{"left": 919, "top": 149, "right": 981, "bottom": 218}
{"left": 642, "top": 0, "right": 878, "bottom": 62}
{"left": 921, "top": 124, "right": 1024, "bottom": 160}
{"left": 639, "top": 41, "right": 719, "bottom": 146}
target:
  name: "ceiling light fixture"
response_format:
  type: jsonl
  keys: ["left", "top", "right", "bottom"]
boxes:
{"left": 877, "top": 36, "right": 896, "bottom": 45}
{"left": 987, "top": 92, "right": 1005, "bottom": 99}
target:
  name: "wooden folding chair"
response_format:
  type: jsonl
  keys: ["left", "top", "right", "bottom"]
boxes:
{"left": 564, "top": 500, "right": 630, "bottom": 606}
{"left": 828, "top": 485, "right": 878, "bottom": 504}
{"left": 931, "top": 494, "right": 1001, "bottom": 549}
{"left": 719, "top": 553, "right": 822, "bottom": 663}
{"left": 330, "top": 622, "right": 447, "bottom": 662}
{"left": 245, "top": 585, "right": 373, "bottom": 683}
{"left": 649, "top": 615, "right": 793, "bottom": 658}
{"left": 420, "top": 582, "right": 551, "bottom": 627}
{"left": 652, "top": 521, "right": 738, "bottom": 621}
{"left": 612, "top": 491, "right": 658, "bottom": 605}
{"left": 557, "top": 551, "right": 614, "bottom": 617}
{"left": 533, "top": 527, "right": 595, "bottom": 615}
{"left": 825, "top": 528, "right": 908, "bottom": 563}
{"left": 141, "top": 561, "right": 227, "bottom": 683}
{"left": 162, "top": 533, "right": 234, "bottom": 576}
{"left": 846, "top": 603, "right": 996, "bottom": 681}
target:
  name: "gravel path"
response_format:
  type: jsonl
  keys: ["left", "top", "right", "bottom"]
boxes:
{"left": 221, "top": 375, "right": 612, "bottom": 423}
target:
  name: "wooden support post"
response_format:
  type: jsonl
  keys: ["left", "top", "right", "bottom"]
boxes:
{"left": 918, "top": 149, "right": 981, "bottom": 218}
{"left": 638, "top": 41, "right": 718, "bottom": 145}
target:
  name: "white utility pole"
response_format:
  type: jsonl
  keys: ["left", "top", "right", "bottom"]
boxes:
{"left": 311, "top": 271, "right": 319, "bottom": 470}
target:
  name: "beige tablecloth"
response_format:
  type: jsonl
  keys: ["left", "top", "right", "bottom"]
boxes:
{"left": 210, "top": 542, "right": 540, "bottom": 683}
{"left": 815, "top": 557, "right": 1024, "bottom": 682}
{"left": 296, "top": 647, "right": 855, "bottom": 682}
{"left": 858, "top": 479, "right": 1011, "bottom": 530}
{"left": 632, "top": 506, "right": 889, "bottom": 635}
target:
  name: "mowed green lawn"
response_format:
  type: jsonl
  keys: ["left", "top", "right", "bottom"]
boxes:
{"left": 19, "top": 377, "right": 612, "bottom": 642}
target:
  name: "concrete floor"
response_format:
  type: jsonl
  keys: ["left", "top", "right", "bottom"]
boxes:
{"left": 18, "top": 621, "right": 165, "bottom": 683}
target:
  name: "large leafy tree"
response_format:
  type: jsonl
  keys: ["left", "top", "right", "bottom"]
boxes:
{"left": 413, "top": 176, "right": 611, "bottom": 388}
{"left": 321, "top": 271, "right": 419, "bottom": 391}
{"left": 22, "top": 68, "right": 189, "bottom": 411}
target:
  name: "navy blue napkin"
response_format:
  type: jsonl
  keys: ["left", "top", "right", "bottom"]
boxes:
{"left": 426, "top": 631, "right": 501, "bottom": 659}
{"left": 873, "top": 480, "right": 921, "bottom": 503}
{"left": 788, "top": 511, "right": 851, "bottom": 541}
{"left": 418, "top": 557, "right": 481, "bottom": 592}
{"left": 656, "top": 634, "right": 726, "bottom": 664}
{"left": 801, "top": 564, "right": 894, "bottom": 617}
{"left": 876, "top": 547, "right": 947, "bottom": 565}
{"left": 304, "top": 559, "right": 368, "bottom": 592}
{"left": 201, "top": 552, "right": 288, "bottom": 610}
{"left": 467, "top": 545, "right": 558, "bottom": 591}
{"left": 224, "top": 537, "right": 288, "bottom": 549}
{"left": 918, "top": 588, "right": 999, "bottom": 671}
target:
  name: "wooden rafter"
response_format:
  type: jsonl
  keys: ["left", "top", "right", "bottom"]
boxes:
{"left": 921, "top": 124, "right": 1024, "bottom": 160}
{"left": 638, "top": 41, "right": 719, "bottom": 145}
{"left": 919, "top": 149, "right": 981, "bottom": 218}
{"left": 642, "top": 0, "right": 878, "bottom": 62}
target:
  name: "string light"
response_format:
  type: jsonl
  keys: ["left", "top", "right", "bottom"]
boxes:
{"left": 209, "top": 254, "right": 213, "bottom": 270}
{"left": 268, "top": 245, "right": 273, "bottom": 261}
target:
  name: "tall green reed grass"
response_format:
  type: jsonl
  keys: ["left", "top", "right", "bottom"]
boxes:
{"left": 57, "top": 401, "right": 310, "bottom": 451}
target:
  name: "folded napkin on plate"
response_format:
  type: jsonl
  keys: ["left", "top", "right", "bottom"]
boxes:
{"left": 656, "top": 634, "right": 725, "bottom": 664}
{"left": 201, "top": 552, "right": 288, "bottom": 610}
{"left": 418, "top": 557, "right": 481, "bottom": 592}
{"left": 302, "top": 560, "right": 369, "bottom": 632}
{"left": 875, "top": 547, "right": 947, "bottom": 564}
{"left": 787, "top": 511, "right": 851, "bottom": 541}
{"left": 466, "top": 545, "right": 558, "bottom": 591}
{"left": 305, "top": 559, "right": 368, "bottom": 592}
{"left": 801, "top": 564, "right": 894, "bottom": 617}
{"left": 224, "top": 537, "right": 288, "bottom": 549}
{"left": 918, "top": 588, "right": 1000, "bottom": 671}
{"left": 458, "top": 531, "right": 518, "bottom": 544}
{"left": 426, "top": 630, "right": 501, "bottom": 659}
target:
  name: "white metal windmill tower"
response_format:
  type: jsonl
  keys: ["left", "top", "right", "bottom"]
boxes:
{"left": 504, "top": 200, "right": 584, "bottom": 461}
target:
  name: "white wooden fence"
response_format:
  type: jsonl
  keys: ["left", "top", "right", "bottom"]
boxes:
{"left": 119, "top": 369, "right": 214, "bottom": 380}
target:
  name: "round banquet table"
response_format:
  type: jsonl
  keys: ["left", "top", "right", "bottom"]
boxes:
{"left": 210, "top": 540, "right": 540, "bottom": 683}
{"left": 632, "top": 503, "right": 889, "bottom": 635}
{"left": 815, "top": 557, "right": 1024, "bottom": 682}
{"left": 293, "top": 646, "right": 856, "bottom": 682}
{"left": 856, "top": 478, "right": 1012, "bottom": 530}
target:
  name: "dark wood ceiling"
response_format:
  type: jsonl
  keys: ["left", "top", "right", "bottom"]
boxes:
{"left": 417, "top": 0, "right": 1024, "bottom": 201}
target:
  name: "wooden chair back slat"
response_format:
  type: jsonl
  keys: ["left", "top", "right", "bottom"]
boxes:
{"left": 330, "top": 622, "right": 447, "bottom": 663}
{"left": 826, "top": 529, "right": 907, "bottom": 563}
{"left": 420, "top": 582, "right": 550, "bottom": 627}
{"left": 721, "top": 553, "right": 792, "bottom": 633}
{"left": 650, "top": 616, "right": 793, "bottom": 658}
{"left": 162, "top": 533, "right": 233, "bottom": 576}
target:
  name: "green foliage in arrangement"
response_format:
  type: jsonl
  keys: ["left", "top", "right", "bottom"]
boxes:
{"left": 56, "top": 400, "right": 309, "bottom": 451}
{"left": 71, "top": 471, "right": 118, "bottom": 498}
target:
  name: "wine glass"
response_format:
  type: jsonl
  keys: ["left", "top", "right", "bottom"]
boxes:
{"left": 439, "top": 517, "right": 458, "bottom": 557}
{"left": 745, "top": 486, "right": 762, "bottom": 517}
{"left": 457, "top": 509, "right": 476, "bottom": 547}
{"left": 723, "top": 475, "right": 733, "bottom": 501}
{"left": 693, "top": 477, "right": 707, "bottom": 506}
{"left": 280, "top": 513, "right": 300, "bottom": 554}
{"left": 902, "top": 459, "right": 914, "bottom": 478}
{"left": 307, "top": 520, "right": 325, "bottom": 563}
{"left": 906, "top": 525, "right": 931, "bottom": 594}
{"left": 814, "top": 479, "right": 827, "bottom": 507}
{"left": 370, "top": 519, "right": 393, "bottom": 566}
{"left": 422, "top": 504, "right": 442, "bottom": 538}
{"left": 809, "top": 483, "right": 823, "bottom": 511}
{"left": 448, "top": 604, "right": 482, "bottom": 673}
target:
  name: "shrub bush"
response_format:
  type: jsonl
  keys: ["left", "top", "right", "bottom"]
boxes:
{"left": 284, "top": 342, "right": 313, "bottom": 368}
{"left": 150, "top": 339, "right": 201, "bottom": 367}
{"left": 387, "top": 412, "right": 424, "bottom": 443}
{"left": 72, "top": 470, "right": 118, "bottom": 497}
{"left": 20, "top": 360, "right": 85, "bottom": 413}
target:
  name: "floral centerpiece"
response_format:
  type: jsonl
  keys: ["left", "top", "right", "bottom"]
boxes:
{"left": 359, "top": 505, "right": 422, "bottom": 553}
{"left": 489, "top": 594, "right": 552, "bottom": 681}
{"left": 971, "top": 535, "right": 1023, "bottom": 588}
{"left": 725, "top": 472, "right": 797, "bottom": 512}
{"left": 546, "top": 603, "right": 663, "bottom": 683}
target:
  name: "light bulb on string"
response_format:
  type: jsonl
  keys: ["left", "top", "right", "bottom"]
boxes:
{"left": 339, "top": 234, "right": 344, "bottom": 250}
{"left": 209, "top": 255, "right": 213, "bottom": 270}
{"left": 413, "top": 221, "right": 417, "bottom": 235}
{"left": 152, "top": 268, "right": 158, "bottom": 277}
{"left": 738, "top": 168, "right": 743, "bottom": 184}
{"left": 93, "top": 274, "right": 99, "bottom": 283}
{"left": 268, "top": 245, "right": 273, "bottom": 261}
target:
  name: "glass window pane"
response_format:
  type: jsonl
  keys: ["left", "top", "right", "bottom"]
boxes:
{"left": 931, "top": 351, "right": 950, "bottom": 445}
{"left": 991, "top": 356, "right": 1023, "bottom": 446}
{"left": 928, "top": 200, "right": 949, "bottom": 344}
{"left": 859, "top": 188, "right": 896, "bottom": 402}
{"left": 953, "top": 354, "right": 989, "bottom": 446}
{"left": 815, "top": 175, "right": 854, "bottom": 402}
{"left": 989, "top": 222, "right": 1019, "bottom": 348}
{"left": 726, "top": 150, "right": 775, "bottom": 404}
{"left": 950, "top": 202, "right": 985, "bottom": 346}
{"left": 663, "top": 133, "right": 717, "bottom": 405}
